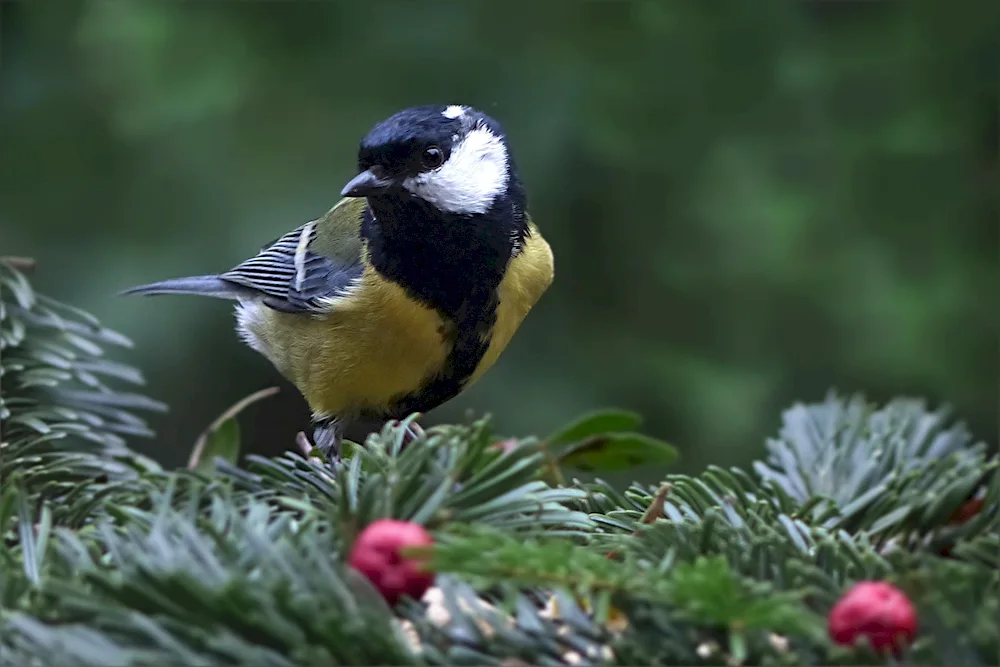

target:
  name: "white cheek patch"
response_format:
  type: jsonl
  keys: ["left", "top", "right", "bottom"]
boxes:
{"left": 402, "top": 125, "right": 509, "bottom": 215}
{"left": 442, "top": 105, "right": 466, "bottom": 119}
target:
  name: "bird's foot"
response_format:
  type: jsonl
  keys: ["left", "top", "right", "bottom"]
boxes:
{"left": 304, "top": 418, "right": 344, "bottom": 466}
{"left": 295, "top": 431, "right": 316, "bottom": 456}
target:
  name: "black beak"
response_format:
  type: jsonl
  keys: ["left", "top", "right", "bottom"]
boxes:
{"left": 340, "top": 166, "right": 395, "bottom": 198}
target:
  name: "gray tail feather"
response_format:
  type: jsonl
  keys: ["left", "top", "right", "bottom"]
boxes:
{"left": 119, "top": 275, "right": 251, "bottom": 300}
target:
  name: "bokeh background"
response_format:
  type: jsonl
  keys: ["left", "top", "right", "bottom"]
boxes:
{"left": 2, "top": 1, "right": 996, "bottom": 474}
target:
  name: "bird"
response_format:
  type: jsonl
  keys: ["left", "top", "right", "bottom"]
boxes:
{"left": 122, "top": 104, "right": 554, "bottom": 459}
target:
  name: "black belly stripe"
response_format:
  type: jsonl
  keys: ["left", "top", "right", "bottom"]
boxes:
{"left": 357, "top": 196, "right": 522, "bottom": 420}
{"left": 364, "top": 290, "right": 498, "bottom": 420}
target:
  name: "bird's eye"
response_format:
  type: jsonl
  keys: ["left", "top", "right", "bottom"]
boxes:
{"left": 421, "top": 146, "right": 444, "bottom": 169}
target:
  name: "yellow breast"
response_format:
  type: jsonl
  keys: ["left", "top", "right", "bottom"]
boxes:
{"left": 467, "top": 222, "right": 554, "bottom": 386}
{"left": 240, "top": 221, "right": 553, "bottom": 419}
{"left": 244, "top": 265, "right": 451, "bottom": 418}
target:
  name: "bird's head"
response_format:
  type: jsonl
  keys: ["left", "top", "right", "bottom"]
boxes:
{"left": 341, "top": 105, "right": 523, "bottom": 218}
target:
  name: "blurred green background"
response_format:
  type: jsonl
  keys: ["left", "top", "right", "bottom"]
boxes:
{"left": 2, "top": 1, "right": 996, "bottom": 473}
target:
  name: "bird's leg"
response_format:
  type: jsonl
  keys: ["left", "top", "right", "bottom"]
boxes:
{"left": 295, "top": 431, "right": 313, "bottom": 456}
{"left": 310, "top": 417, "right": 344, "bottom": 464}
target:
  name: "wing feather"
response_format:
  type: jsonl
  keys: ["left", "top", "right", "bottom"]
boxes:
{"left": 220, "top": 208, "right": 365, "bottom": 314}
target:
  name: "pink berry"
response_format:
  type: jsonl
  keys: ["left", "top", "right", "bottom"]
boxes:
{"left": 348, "top": 519, "right": 435, "bottom": 605}
{"left": 828, "top": 581, "right": 917, "bottom": 654}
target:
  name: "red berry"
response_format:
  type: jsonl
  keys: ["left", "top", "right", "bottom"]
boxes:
{"left": 348, "top": 519, "right": 435, "bottom": 605}
{"left": 828, "top": 581, "right": 917, "bottom": 654}
{"left": 948, "top": 497, "right": 984, "bottom": 525}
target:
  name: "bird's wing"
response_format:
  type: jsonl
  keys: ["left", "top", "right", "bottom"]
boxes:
{"left": 221, "top": 208, "right": 365, "bottom": 314}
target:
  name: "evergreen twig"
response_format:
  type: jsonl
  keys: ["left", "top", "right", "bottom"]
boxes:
{"left": 1, "top": 261, "right": 996, "bottom": 666}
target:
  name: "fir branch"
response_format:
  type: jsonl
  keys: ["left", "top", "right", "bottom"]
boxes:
{"left": 754, "top": 393, "right": 988, "bottom": 515}
{"left": 1, "top": 260, "right": 166, "bottom": 514}
{"left": 3, "top": 499, "right": 420, "bottom": 666}
{"left": 222, "top": 418, "right": 595, "bottom": 543}
{"left": 429, "top": 525, "right": 672, "bottom": 602}
{"left": 405, "top": 578, "right": 614, "bottom": 666}
{"left": 2, "top": 263, "right": 998, "bottom": 666}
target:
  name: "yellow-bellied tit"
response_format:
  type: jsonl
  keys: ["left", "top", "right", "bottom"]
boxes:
{"left": 123, "top": 104, "right": 554, "bottom": 458}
